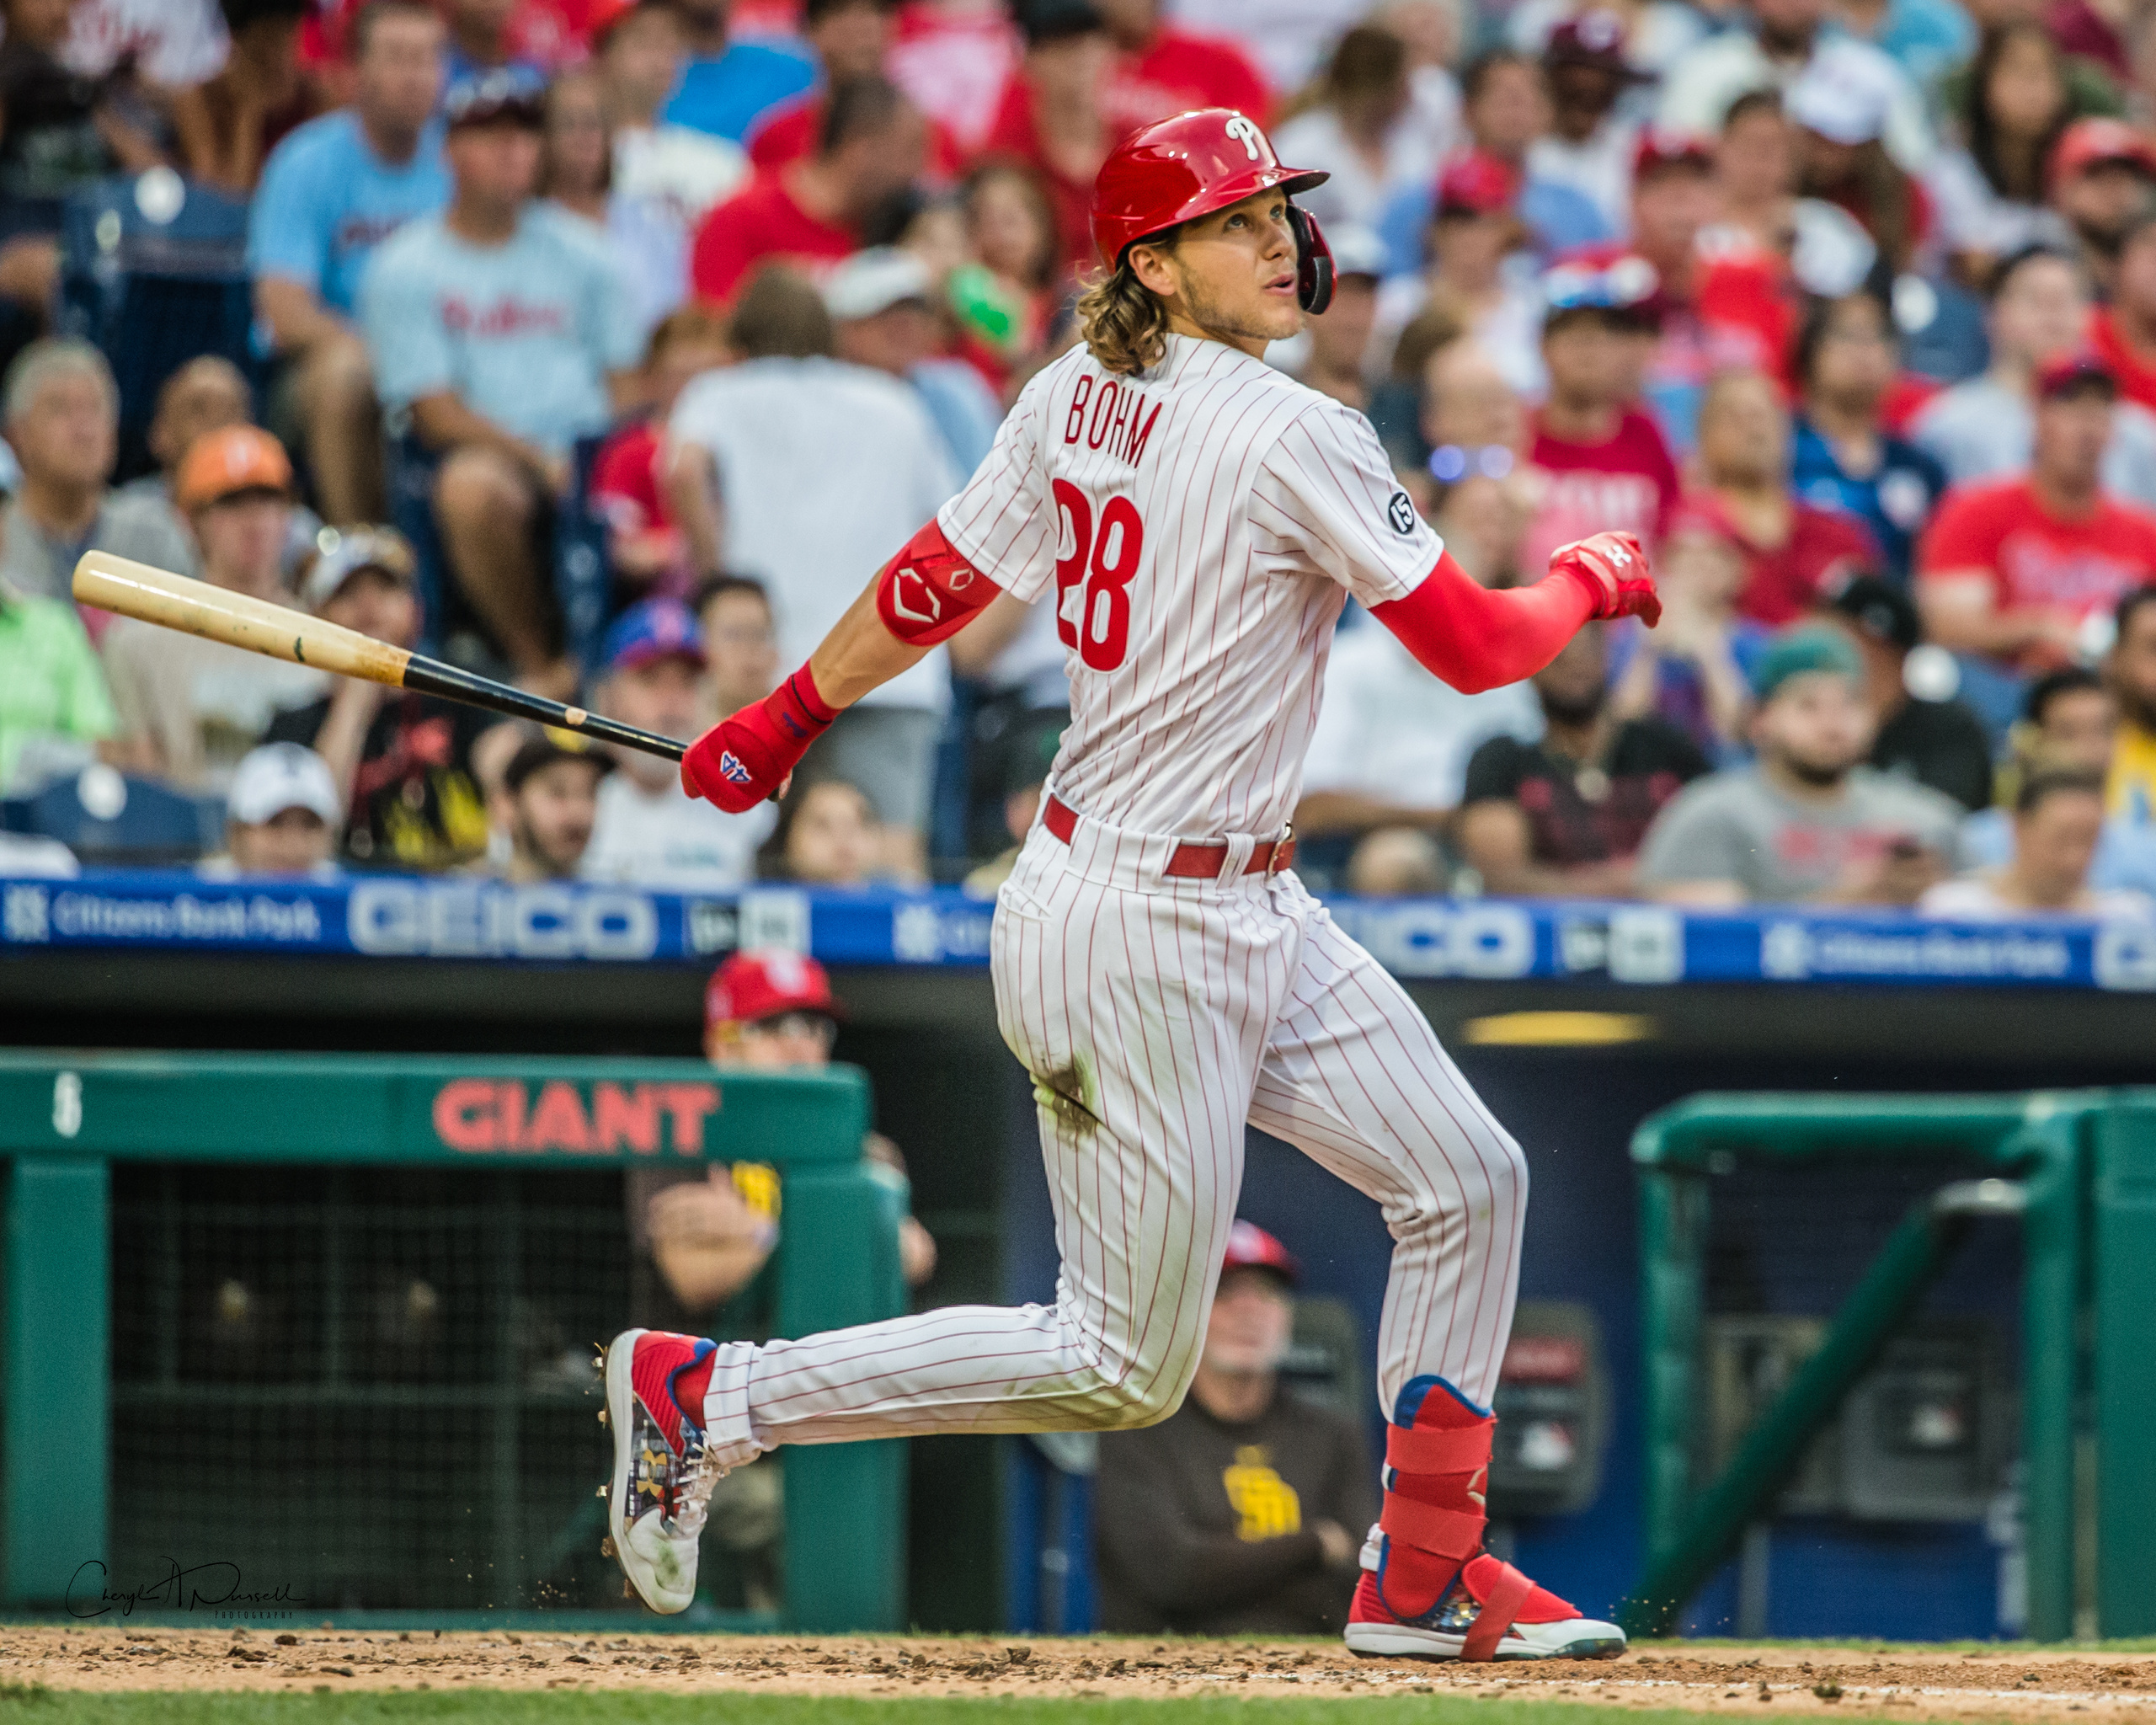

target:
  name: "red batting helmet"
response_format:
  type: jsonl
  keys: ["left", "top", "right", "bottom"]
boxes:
{"left": 1091, "top": 108, "right": 1337, "bottom": 312}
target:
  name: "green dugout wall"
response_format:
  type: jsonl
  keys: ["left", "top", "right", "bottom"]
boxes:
{"left": 0, "top": 1051, "right": 907, "bottom": 1631}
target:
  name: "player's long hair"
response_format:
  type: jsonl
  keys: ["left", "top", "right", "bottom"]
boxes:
{"left": 1077, "top": 255, "right": 1173, "bottom": 378}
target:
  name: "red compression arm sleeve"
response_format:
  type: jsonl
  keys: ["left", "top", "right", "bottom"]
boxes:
{"left": 874, "top": 518, "right": 1002, "bottom": 646}
{"left": 1368, "top": 552, "right": 1596, "bottom": 694}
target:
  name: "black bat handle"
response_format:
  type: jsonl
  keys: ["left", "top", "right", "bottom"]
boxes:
{"left": 400, "top": 654, "right": 688, "bottom": 762}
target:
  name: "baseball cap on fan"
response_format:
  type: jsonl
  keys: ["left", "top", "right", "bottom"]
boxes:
{"left": 1544, "top": 9, "right": 1649, "bottom": 81}
{"left": 598, "top": 596, "right": 707, "bottom": 676}
{"left": 1785, "top": 56, "right": 1897, "bottom": 148}
{"left": 1221, "top": 1219, "right": 1299, "bottom": 1285}
{"left": 227, "top": 742, "right": 343, "bottom": 827}
{"left": 298, "top": 526, "right": 416, "bottom": 612}
{"left": 824, "top": 247, "right": 934, "bottom": 321}
{"left": 175, "top": 425, "right": 292, "bottom": 512}
{"left": 443, "top": 67, "right": 547, "bottom": 131}
{"left": 2036, "top": 350, "right": 2118, "bottom": 401}
{"left": 1435, "top": 152, "right": 1518, "bottom": 219}
{"left": 705, "top": 948, "right": 846, "bottom": 1029}
{"left": 2048, "top": 117, "right": 2156, "bottom": 192}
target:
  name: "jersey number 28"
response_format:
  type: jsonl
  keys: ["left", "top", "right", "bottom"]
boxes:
{"left": 1053, "top": 479, "right": 1144, "bottom": 672}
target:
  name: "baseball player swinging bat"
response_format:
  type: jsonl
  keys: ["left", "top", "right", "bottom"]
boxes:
{"left": 70, "top": 550, "right": 686, "bottom": 762}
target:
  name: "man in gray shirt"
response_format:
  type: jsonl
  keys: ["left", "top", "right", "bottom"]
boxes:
{"left": 1637, "top": 625, "right": 1965, "bottom": 905}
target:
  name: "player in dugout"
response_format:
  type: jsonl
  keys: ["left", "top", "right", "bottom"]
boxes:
{"left": 605, "top": 106, "right": 1655, "bottom": 1663}
{"left": 1095, "top": 1220, "right": 1376, "bottom": 1636}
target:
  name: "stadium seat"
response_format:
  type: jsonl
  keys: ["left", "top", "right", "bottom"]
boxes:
{"left": 0, "top": 764, "right": 220, "bottom": 865}
{"left": 59, "top": 169, "right": 257, "bottom": 483}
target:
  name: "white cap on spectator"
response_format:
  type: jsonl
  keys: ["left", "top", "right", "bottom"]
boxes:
{"left": 1785, "top": 56, "right": 1897, "bottom": 147}
{"left": 227, "top": 743, "right": 341, "bottom": 827}
{"left": 1325, "top": 224, "right": 1390, "bottom": 282}
{"left": 823, "top": 248, "right": 934, "bottom": 321}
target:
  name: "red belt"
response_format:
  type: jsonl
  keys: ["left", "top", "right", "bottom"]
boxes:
{"left": 1043, "top": 795, "right": 1295, "bottom": 879}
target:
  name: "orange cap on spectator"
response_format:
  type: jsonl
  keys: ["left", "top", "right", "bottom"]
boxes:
{"left": 177, "top": 425, "right": 292, "bottom": 511}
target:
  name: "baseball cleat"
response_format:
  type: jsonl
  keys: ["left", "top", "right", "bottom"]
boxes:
{"left": 1343, "top": 1373, "right": 1625, "bottom": 1662}
{"left": 601, "top": 1327, "right": 726, "bottom": 1614}
{"left": 1344, "top": 1562, "right": 1626, "bottom": 1661}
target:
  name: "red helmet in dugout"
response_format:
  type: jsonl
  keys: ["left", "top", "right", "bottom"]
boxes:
{"left": 1091, "top": 107, "right": 1339, "bottom": 314}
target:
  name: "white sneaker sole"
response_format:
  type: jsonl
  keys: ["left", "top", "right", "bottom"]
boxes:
{"left": 602, "top": 1327, "right": 695, "bottom": 1616}
{"left": 1344, "top": 1617, "right": 1628, "bottom": 1662}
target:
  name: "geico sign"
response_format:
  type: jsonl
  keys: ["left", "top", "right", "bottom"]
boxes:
{"left": 1331, "top": 901, "right": 1536, "bottom": 979}
{"left": 348, "top": 880, "right": 660, "bottom": 959}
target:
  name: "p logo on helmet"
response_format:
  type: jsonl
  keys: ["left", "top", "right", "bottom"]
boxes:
{"left": 1091, "top": 107, "right": 1338, "bottom": 315}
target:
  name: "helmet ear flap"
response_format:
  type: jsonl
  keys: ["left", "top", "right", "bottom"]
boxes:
{"left": 1289, "top": 205, "right": 1335, "bottom": 316}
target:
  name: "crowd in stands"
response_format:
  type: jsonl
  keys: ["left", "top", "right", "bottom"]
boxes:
{"left": 9, "top": 0, "right": 2156, "bottom": 923}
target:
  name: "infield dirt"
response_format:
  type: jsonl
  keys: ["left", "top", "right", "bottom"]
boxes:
{"left": 7, "top": 1629, "right": 2156, "bottom": 1720}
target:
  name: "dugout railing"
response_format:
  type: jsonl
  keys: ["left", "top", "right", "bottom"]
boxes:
{"left": 1625, "top": 1091, "right": 2156, "bottom": 1642}
{"left": 0, "top": 1051, "right": 908, "bottom": 1632}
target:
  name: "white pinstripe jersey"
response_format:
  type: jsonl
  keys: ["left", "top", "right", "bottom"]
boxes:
{"left": 937, "top": 331, "right": 1444, "bottom": 839}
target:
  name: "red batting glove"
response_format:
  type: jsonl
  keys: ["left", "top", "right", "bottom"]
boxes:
{"left": 681, "top": 667, "right": 836, "bottom": 814}
{"left": 1549, "top": 531, "right": 1661, "bottom": 628}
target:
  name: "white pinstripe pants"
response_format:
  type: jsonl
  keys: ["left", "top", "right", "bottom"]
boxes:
{"left": 697, "top": 812, "right": 1528, "bottom": 1466}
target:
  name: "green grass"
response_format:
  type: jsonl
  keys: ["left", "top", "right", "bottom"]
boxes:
{"left": 0, "top": 1691, "right": 1730, "bottom": 1725}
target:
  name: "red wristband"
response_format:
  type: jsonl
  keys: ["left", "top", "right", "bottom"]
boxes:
{"left": 681, "top": 665, "right": 835, "bottom": 812}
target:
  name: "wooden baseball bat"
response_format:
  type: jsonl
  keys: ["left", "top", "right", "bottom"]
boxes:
{"left": 72, "top": 550, "right": 687, "bottom": 763}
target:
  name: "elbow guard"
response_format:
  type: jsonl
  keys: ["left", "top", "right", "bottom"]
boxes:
{"left": 873, "top": 519, "right": 999, "bottom": 646}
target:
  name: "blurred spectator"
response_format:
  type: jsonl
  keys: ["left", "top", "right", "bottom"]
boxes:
{"left": 0, "top": 340, "right": 191, "bottom": 606}
{"left": 1376, "top": 154, "right": 1543, "bottom": 397}
{"left": 1097, "top": 0, "right": 1269, "bottom": 136}
{"left": 691, "top": 569, "right": 780, "bottom": 724}
{"left": 747, "top": 0, "right": 962, "bottom": 179}
{"left": 199, "top": 741, "right": 343, "bottom": 879}
{"left": 2047, "top": 117, "right": 2156, "bottom": 296}
{"left": 1506, "top": 0, "right": 1706, "bottom": 87}
{"left": 362, "top": 69, "right": 638, "bottom": 692}
{"left": 1919, "top": 353, "right": 2156, "bottom": 671}
{"left": 1638, "top": 624, "right": 1964, "bottom": 905}
{"left": 1709, "top": 88, "right": 1797, "bottom": 260}
{"left": 1657, "top": 0, "right": 1931, "bottom": 176}
{"left": 0, "top": 0, "right": 164, "bottom": 319}
{"left": 1526, "top": 12, "right": 1646, "bottom": 236}
{"left": 64, "top": 0, "right": 230, "bottom": 89}
{"left": 884, "top": 0, "right": 1020, "bottom": 159}
{"left": 1343, "top": 825, "right": 1446, "bottom": 895}
{"left": 1094, "top": 1221, "right": 1374, "bottom": 1637}
{"left": 1930, "top": 24, "right": 2075, "bottom": 273}
{"left": 0, "top": 576, "right": 117, "bottom": 793}
{"left": 981, "top": 2, "right": 1113, "bottom": 280}
{"left": 100, "top": 426, "right": 323, "bottom": 789}
{"left": 172, "top": 0, "right": 314, "bottom": 196}
{"left": 948, "top": 162, "right": 1060, "bottom": 394}
{"left": 581, "top": 595, "right": 776, "bottom": 885}
{"left": 1833, "top": 0, "right": 1974, "bottom": 93}
{"left": 250, "top": 0, "right": 447, "bottom": 526}
{"left": 597, "top": 0, "right": 748, "bottom": 239}
{"left": 826, "top": 245, "right": 1001, "bottom": 476}
{"left": 763, "top": 775, "right": 879, "bottom": 884}
{"left": 1521, "top": 278, "right": 1680, "bottom": 576}
{"left": 1785, "top": 48, "right": 1929, "bottom": 274}
{"left": 1698, "top": 369, "right": 1879, "bottom": 628}
{"left": 541, "top": 65, "right": 686, "bottom": 336}
{"left": 1459, "top": 622, "right": 1710, "bottom": 898}
{"left": 1416, "top": 338, "right": 1537, "bottom": 584}
{"left": 2045, "top": 0, "right": 2133, "bottom": 84}
{"left": 1924, "top": 766, "right": 2151, "bottom": 917}
{"left": 1273, "top": 24, "right": 1433, "bottom": 236}
{"left": 2110, "top": 584, "right": 2156, "bottom": 825}
{"left": 1448, "top": 48, "right": 1612, "bottom": 258}
{"left": 2091, "top": 209, "right": 2156, "bottom": 415}
{"left": 1909, "top": 245, "right": 2156, "bottom": 510}
{"left": 1820, "top": 570, "right": 1996, "bottom": 811}
{"left": 1607, "top": 499, "right": 1766, "bottom": 761}
{"left": 1375, "top": 0, "right": 1465, "bottom": 171}
{"left": 664, "top": 0, "right": 816, "bottom": 143}
{"left": 691, "top": 74, "right": 927, "bottom": 301}
{"left": 265, "top": 528, "right": 493, "bottom": 868}
{"left": 440, "top": 0, "right": 546, "bottom": 86}
{"left": 485, "top": 724, "right": 610, "bottom": 880}
{"left": 1790, "top": 291, "right": 1948, "bottom": 586}
{"left": 1297, "top": 561, "right": 1544, "bottom": 848}
{"left": 105, "top": 357, "right": 253, "bottom": 583}
{"left": 591, "top": 304, "right": 733, "bottom": 592}
{"left": 963, "top": 713, "right": 1057, "bottom": 895}
{"left": 667, "top": 266, "right": 957, "bottom": 875}
{"left": 1167, "top": 0, "right": 1365, "bottom": 93}
{"left": 1273, "top": 224, "right": 1385, "bottom": 411}
{"left": 1965, "top": 660, "right": 2156, "bottom": 894}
